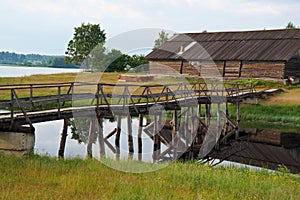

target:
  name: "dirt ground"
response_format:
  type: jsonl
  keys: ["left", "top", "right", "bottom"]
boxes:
{"left": 261, "top": 88, "right": 300, "bottom": 105}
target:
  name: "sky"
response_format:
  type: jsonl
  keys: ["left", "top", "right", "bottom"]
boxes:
{"left": 0, "top": 0, "right": 300, "bottom": 55}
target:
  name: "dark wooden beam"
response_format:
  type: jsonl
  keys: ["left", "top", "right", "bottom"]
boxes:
{"left": 58, "top": 118, "right": 68, "bottom": 159}
{"left": 238, "top": 61, "right": 243, "bottom": 77}
{"left": 180, "top": 60, "right": 184, "bottom": 74}
{"left": 222, "top": 60, "right": 226, "bottom": 77}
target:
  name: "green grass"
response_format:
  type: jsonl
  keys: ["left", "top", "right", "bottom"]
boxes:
{"left": 227, "top": 78, "right": 284, "bottom": 89}
{"left": 229, "top": 104, "right": 300, "bottom": 124}
{"left": 0, "top": 154, "right": 299, "bottom": 200}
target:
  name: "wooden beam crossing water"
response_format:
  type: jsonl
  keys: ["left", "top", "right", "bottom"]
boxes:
{"left": 0, "top": 81, "right": 256, "bottom": 161}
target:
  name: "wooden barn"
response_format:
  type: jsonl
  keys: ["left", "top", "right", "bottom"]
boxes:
{"left": 146, "top": 29, "right": 300, "bottom": 81}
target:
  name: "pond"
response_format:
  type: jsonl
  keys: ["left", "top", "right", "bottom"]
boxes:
{"left": 0, "top": 65, "right": 81, "bottom": 77}
{"left": 28, "top": 117, "right": 300, "bottom": 173}
{"left": 0, "top": 66, "right": 299, "bottom": 173}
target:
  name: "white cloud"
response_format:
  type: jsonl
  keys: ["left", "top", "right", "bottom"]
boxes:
{"left": 1, "top": 0, "right": 300, "bottom": 54}
{"left": 176, "top": 0, "right": 299, "bottom": 16}
{"left": 7, "top": 0, "right": 145, "bottom": 21}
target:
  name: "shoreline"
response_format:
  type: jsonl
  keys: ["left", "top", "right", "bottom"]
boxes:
{"left": 0, "top": 64, "right": 81, "bottom": 69}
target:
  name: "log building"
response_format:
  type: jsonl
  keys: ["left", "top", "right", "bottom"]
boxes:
{"left": 146, "top": 29, "right": 300, "bottom": 80}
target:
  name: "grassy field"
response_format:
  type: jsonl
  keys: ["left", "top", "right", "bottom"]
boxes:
{"left": 1, "top": 73, "right": 300, "bottom": 199}
{"left": 0, "top": 154, "right": 299, "bottom": 200}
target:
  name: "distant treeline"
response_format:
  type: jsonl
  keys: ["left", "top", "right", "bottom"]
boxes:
{"left": 0, "top": 51, "right": 79, "bottom": 68}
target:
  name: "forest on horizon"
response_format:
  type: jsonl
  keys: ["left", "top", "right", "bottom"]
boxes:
{"left": 0, "top": 51, "right": 79, "bottom": 68}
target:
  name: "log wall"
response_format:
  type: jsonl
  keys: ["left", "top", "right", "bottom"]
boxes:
{"left": 241, "top": 62, "right": 285, "bottom": 79}
{"left": 285, "top": 57, "right": 300, "bottom": 78}
{"left": 150, "top": 61, "right": 287, "bottom": 80}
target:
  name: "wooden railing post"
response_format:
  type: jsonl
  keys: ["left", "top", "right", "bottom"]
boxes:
{"left": 10, "top": 89, "right": 14, "bottom": 127}
{"left": 58, "top": 86, "right": 61, "bottom": 117}
{"left": 97, "top": 84, "right": 100, "bottom": 109}
{"left": 11, "top": 89, "right": 34, "bottom": 131}
{"left": 71, "top": 82, "right": 74, "bottom": 106}
{"left": 30, "top": 84, "right": 33, "bottom": 110}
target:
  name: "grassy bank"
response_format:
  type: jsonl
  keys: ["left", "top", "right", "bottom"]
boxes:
{"left": 229, "top": 104, "right": 300, "bottom": 124}
{"left": 0, "top": 155, "right": 299, "bottom": 200}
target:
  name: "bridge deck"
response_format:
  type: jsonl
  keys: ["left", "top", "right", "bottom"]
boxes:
{"left": 0, "top": 82, "right": 255, "bottom": 131}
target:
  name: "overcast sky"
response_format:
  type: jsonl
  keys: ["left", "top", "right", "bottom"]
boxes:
{"left": 1, "top": 0, "right": 300, "bottom": 55}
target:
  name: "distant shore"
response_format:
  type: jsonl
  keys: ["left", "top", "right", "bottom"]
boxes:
{"left": 0, "top": 64, "right": 81, "bottom": 69}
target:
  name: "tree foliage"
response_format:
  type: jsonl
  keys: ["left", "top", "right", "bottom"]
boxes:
{"left": 286, "top": 22, "right": 297, "bottom": 29}
{"left": 153, "top": 30, "right": 169, "bottom": 50}
{"left": 65, "top": 22, "right": 148, "bottom": 72}
{"left": 102, "top": 49, "right": 125, "bottom": 72}
{"left": 90, "top": 44, "right": 106, "bottom": 71}
{"left": 0, "top": 51, "right": 78, "bottom": 68}
{"left": 90, "top": 47, "right": 148, "bottom": 72}
{"left": 65, "top": 23, "right": 106, "bottom": 67}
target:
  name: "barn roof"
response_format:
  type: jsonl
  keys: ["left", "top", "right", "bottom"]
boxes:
{"left": 146, "top": 29, "right": 300, "bottom": 62}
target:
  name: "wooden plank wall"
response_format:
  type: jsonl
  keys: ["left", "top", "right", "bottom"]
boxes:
{"left": 150, "top": 61, "right": 287, "bottom": 80}
{"left": 241, "top": 62, "right": 285, "bottom": 79}
{"left": 285, "top": 57, "right": 300, "bottom": 78}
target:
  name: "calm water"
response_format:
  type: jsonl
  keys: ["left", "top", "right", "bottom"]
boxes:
{"left": 0, "top": 65, "right": 81, "bottom": 77}
{"left": 1, "top": 66, "right": 299, "bottom": 172}
{"left": 34, "top": 118, "right": 155, "bottom": 161}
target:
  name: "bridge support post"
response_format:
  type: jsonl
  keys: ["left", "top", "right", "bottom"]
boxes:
{"left": 236, "top": 101, "right": 241, "bottom": 139}
{"left": 184, "top": 107, "right": 190, "bottom": 148}
{"left": 216, "top": 103, "right": 221, "bottom": 150}
{"left": 115, "top": 116, "right": 121, "bottom": 160}
{"left": 138, "top": 114, "right": 143, "bottom": 161}
{"left": 172, "top": 109, "right": 179, "bottom": 160}
{"left": 58, "top": 118, "right": 69, "bottom": 159}
{"left": 189, "top": 106, "right": 195, "bottom": 159}
{"left": 223, "top": 102, "right": 229, "bottom": 144}
{"left": 197, "top": 103, "right": 202, "bottom": 145}
{"left": 153, "top": 113, "right": 161, "bottom": 161}
{"left": 87, "top": 118, "right": 95, "bottom": 159}
{"left": 97, "top": 116, "right": 106, "bottom": 158}
{"left": 127, "top": 114, "right": 134, "bottom": 158}
{"left": 205, "top": 103, "right": 211, "bottom": 127}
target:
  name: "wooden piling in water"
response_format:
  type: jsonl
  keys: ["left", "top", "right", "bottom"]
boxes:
{"left": 216, "top": 103, "right": 221, "bottom": 150}
{"left": 115, "top": 116, "right": 121, "bottom": 159}
{"left": 138, "top": 114, "right": 143, "bottom": 161}
{"left": 190, "top": 106, "right": 196, "bottom": 159}
{"left": 184, "top": 107, "right": 189, "bottom": 147}
{"left": 58, "top": 118, "right": 68, "bottom": 159}
{"left": 224, "top": 101, "right": 229, "bottom": 138}
{"left": 87, "top": 118, "right": 94, "bottom": 158}
{"left": 157, "top": 112, "right": 162, "bottom": 157}
{"left": 153, "top": 114, "right": 158, "bottom": 160}
{"left": 236, "top": 101, "right": 241, "bottom": 139}
{"left": 205, "top": 103, "right": 211, "bottom": 127}
{"left": 127, "top": 114, "right": 134, "bottom": 157}
{"left": 172, "top": 109, "right": 179, "bottom": 160}
{"left": 97, "top": 115, "right": 105, "bottom": 158}
{"left": 197, "top": 103, "right": 202, "bottom": 145}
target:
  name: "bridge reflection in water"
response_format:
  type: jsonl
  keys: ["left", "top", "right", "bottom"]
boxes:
{"left": 1, "top": 82, "right": 299, "bottom": 173}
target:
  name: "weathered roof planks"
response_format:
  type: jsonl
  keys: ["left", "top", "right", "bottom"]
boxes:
{"left": 146, "top": 29, "right": 300, "bottom": 62}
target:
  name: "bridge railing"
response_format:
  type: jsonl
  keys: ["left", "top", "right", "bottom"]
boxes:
{"left": 0, "top": 82, "right": 254, "bottom": 125}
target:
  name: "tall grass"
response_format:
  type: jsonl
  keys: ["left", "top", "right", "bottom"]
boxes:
{"left": 0, "top": 154, "right": 299, "bottom": 199}
{"left": 229, "top": 104, "right": 300, "bottom": 124}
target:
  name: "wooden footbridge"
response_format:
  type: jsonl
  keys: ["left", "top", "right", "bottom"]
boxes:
{"left": 0, "top": 81, "right": 255, "bottom": 160}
